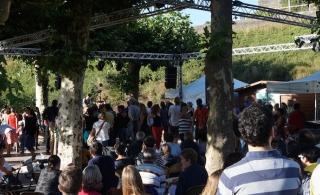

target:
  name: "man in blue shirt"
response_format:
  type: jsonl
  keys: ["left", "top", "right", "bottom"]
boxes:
{"left": 88, "top": 141, "right": 118, "bottom": 194}
{"left": 217, "top": 104, "right": 301, "bottom": 195}
{"left": 175, "top": 148, "right": 208, "bottom": 195}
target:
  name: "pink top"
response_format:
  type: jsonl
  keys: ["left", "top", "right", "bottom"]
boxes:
{"left": 78, "top": 189, "right": 101, "bottom": 195}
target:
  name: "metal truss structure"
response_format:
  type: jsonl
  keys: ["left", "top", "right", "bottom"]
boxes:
{"left": 0, "top": 42, "right": 314, "bottom": 59}
{"left": 231, "top": 1, "right": 315, "bottom": 28}
{"left": 0, "top": 0, "right": 316, "bottom": 49}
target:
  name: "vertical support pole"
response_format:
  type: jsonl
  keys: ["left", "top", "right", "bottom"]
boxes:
{"left": 178, "top": 62, "right": 183, "bottom": 100}
{"left": 315, "top": 93, "right": 317, "bottom": 121}
{"left": 288, "top": 0, "right": 291, "bottom": 12}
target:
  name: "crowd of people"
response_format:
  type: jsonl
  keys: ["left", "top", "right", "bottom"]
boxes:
{"left": 1, "top": 94, "right": 320, "bottom": 195}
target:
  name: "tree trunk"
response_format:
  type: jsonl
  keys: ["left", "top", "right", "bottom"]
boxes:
{"left": 35, "top": 65, "right": 48, "bottom": 114}
{"left": 205, "top": 0, "right": 236, "bottom": 175}
{"left": 128, "top": 62, "right": 141, "bottom": 99}
{"left": 56, "top": 0, "right": 91, "bottom": 168}
{"left": 57, "top": 73, "right": 85, "bottom": 168}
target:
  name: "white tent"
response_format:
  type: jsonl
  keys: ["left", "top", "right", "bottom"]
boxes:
{"left": 165, "top": 75, "right": 248, "bottom": 106}
{"left": 267, "top": 72, "right": 320, "bottom": 94}
{"left": 266, "top": 71, "right": 320, "bottom": 120}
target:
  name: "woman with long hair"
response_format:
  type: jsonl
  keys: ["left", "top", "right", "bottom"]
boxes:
{"left": 122, "top": 165, "right": 145, "bottom": 195}
{"left": 151, "top": 104, "right": 163, "bottom": 148}
{"left": 201, "top": 169, "right": 223, "bottom": 195}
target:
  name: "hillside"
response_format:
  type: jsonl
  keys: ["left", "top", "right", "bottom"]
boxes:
{"left": 0, "top": 23, "right": 319, "bottom": 108}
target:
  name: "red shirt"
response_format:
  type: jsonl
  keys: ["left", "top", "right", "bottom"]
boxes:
{"left": 194, "top": 107, "right": 209, "bottom": 129}
{"left": 78, "top": 189, "right": 101, "bottom": 195}
{"left": 288, "top": 110, "right": 304, "bottom": 134}
{"left": 7, "top": 113, "right": 17, "bottom": 129}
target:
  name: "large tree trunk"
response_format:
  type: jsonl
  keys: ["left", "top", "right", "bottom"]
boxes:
{"left": 205, "top": 0, "right": 236, "bottom": 175}
{"left": 57, "top": 73, "right": 85, "bottom": 168}
{"left": 128, "top": 62, "right": 141, "bottom": 99}
{"left": 56, "top": 0, "right": 91, "bottom": 168}
{"left": 35, "top": 65, "right": 49, "bottom": 114}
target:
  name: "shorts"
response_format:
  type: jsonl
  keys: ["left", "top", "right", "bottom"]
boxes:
{"left": 5, "top": 131, "right": 17, "bottom": 145}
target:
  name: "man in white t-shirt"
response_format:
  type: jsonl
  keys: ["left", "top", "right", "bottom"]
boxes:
{"left": 168, "top": 97, "right": 181, "bottom": 137}
{"left": 91, "top": 113, "right": 110, "bottom": 147}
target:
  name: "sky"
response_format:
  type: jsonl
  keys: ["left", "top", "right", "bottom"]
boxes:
{"left": 182, "top": 0, "right": 258, "bottom": 26}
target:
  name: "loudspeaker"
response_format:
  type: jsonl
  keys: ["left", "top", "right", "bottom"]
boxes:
{"left": 165, "top": 66, "right": 177, "bottom": 89}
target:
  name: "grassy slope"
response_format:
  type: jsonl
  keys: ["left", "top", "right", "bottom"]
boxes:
{"left": 1, "top": 23, "right": 319, "bottom": 108}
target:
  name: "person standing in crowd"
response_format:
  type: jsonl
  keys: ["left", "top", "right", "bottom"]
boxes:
{"left": 160, "top": 101, "right": 169, "bottom": 133}
{"left": 0, "top": 121, "right": 16, "bottom": 156}
{"left": 150, "top": 104, "right": 163, "bottom": 148}
{"left": 21, "top": 107, "right": 37, "bottom": 159}
{"left": 79, "top": 165, "right": 102, "bottom": 195}
{"left": 217, "top": 104, "right": 301, "bottom": 194}
{"left": 83, "top": 106, "right": 99, "bottom": 144}
{"left": 175, "top": 148, "right": 208, "bottom": 195}
{"left": 7, "top": 108, "right": 18, "bottom": 153}
{"left": 90, "top": 112, "right": 110, "bottom": 147}
{"left": 128, "top": 98, "right": 140, "bottom": 140}
{"left": 34, "top": 107, "right": 42, "bottom": 150}
{"left": 104, "top": 104, "right": 115, "bottom": 146}
{"left": 139, "top": 103, "right": 149, "bottom": 137}
{"left": 114, "top": 105, "right": 130, "bottom": 142}
{"left": 122, "top": 165, "right": 146, "bottom": 195}
{"left": 194, "top": 98, "right": 208, "bottom": 142}
{"left": 0, "top": 107, "right": 9, "bottom": 125}
{"left": 168, "top": 97, "right": 181, "bottom": 137}
{"left": 178, "top": 103, "right": 193, "bottom": 141}
{"left": 35, "top": 155, "right": 61, "bottom": 195}
{"left": 43, "top": 100, "right": 59, "bottom": 154}
{"left": 88, "top": 141, "right": 118, "bottom": 194}
{"left": 58, "top": 165, "right": 82, "bottom": 195}
{"left": 288, "top": 103, "right": 305, "bottom": 135}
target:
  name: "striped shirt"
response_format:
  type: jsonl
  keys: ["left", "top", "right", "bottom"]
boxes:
{"left": 217, "top": 150, "right": 301, "bottom": 195}
{"left": 178, "top": 117, "right": 192, "bottom": 134}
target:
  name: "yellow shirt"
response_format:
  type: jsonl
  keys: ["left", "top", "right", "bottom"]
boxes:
{"left": 310, "top": 164, "right": 320, "bottom": 195}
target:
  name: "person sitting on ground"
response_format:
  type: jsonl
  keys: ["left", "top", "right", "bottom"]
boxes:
{"left": 88, "top": 141, "right": 118, "bottom": 194}
{"left": 122, "top": 165, "right": 146, "bottom": 195}
{"left": 201, "top": 169, "right": 223, "bottom": 195}
{"left": 35, "top": 155, "right": 61, "bottom": 195}
{"left": 161, "top": 143, "right": 177, "bottom": 167}
{"left": 163, "top": 132, "right": 181, "bottom": 157}
{"left": 79, "top": 165, "right": 103, "bottom": 195}
{"left": 217, "top": 104, "right": 301, "bottom": 194}
{"left": 300, "top": 147, "right": 319, "bottom": 195}
{"left": 136, "top": 136, "right": 165, "bottom": 168}
{"left": 58, "top": 165, "right": 82, "bottom": 195}
{"left": 136, "top": 148, "right": 166, "bottom": 195}
{"left": 114, "top": 142, "right": 135, "bottom": 175}
{"left": 175, "top": 148, "right": 208, "bottom": 195}
{"left": 127, "top": 131, "right": 145, "bottom": 159}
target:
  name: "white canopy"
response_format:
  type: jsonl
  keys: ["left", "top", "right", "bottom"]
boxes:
{"left": 267, "top": 72, "right": 320, "bottom": 94}
{"left": 165, "top": 75, "right": 248, "bottom": 105}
